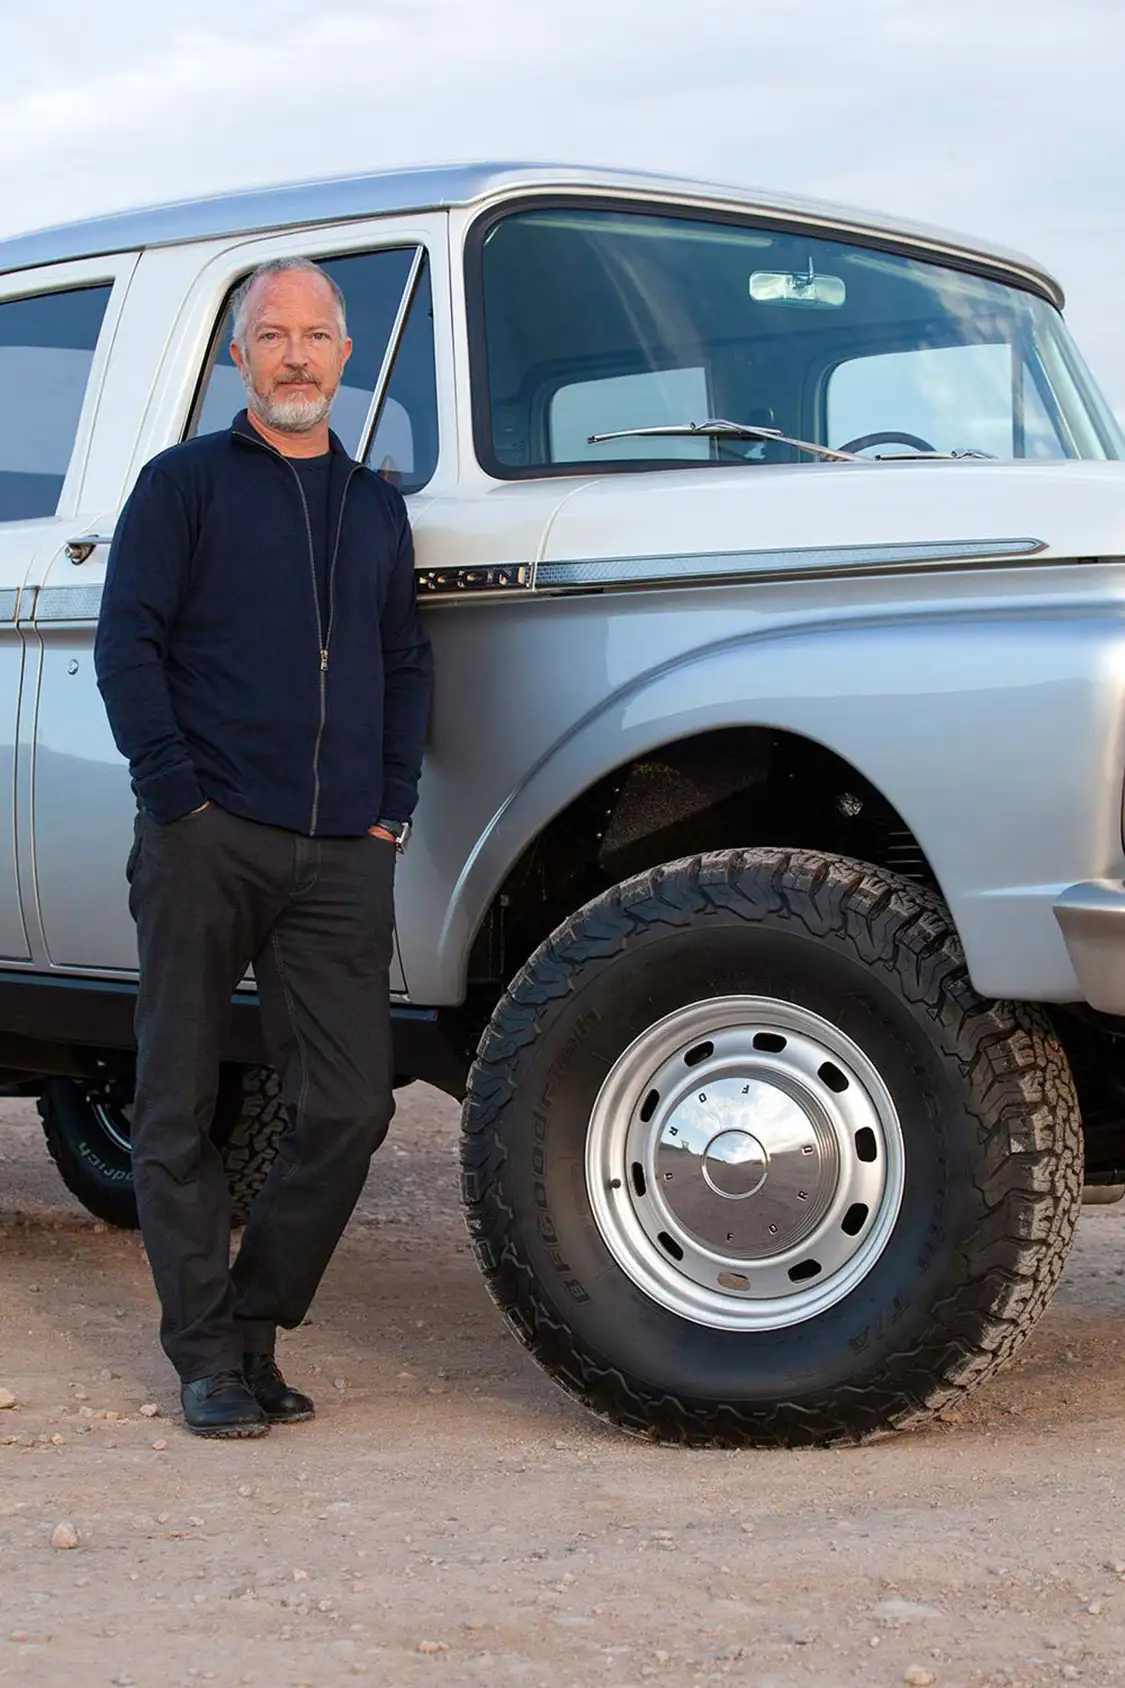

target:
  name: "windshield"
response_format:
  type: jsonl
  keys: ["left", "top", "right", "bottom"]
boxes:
{"left": 474, "top": 206, "right": 1123, "bottom": 474}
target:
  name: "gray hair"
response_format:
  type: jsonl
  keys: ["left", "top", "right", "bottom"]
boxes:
{"left": 230, "top": 257, "right": 347, "bottom": 351}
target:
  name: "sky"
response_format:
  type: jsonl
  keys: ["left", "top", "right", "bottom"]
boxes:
{"left": 3, "top": 0, "right": 1123, "bottom": 413}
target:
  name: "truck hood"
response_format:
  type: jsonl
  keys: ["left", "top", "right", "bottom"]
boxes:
{"left": 537, "top": 458, "right": 1125, "bottom": 573}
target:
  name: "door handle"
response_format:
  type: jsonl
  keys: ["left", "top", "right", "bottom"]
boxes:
{"left": 65, "top": 535, "right": 114, "bottom": 565}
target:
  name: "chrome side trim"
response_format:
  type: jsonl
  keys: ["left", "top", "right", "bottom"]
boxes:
{"left": 32, "top": 584, "right": 104, "bottom": 623}
{"left": 535, "top": 537, "right": 1048, "bottom": 593}
{"left": 25, "top": 539, "right": 1059, "bottom": 617}
{"left": 1055, "top": 880, "right": 1125, "bottom": 1014}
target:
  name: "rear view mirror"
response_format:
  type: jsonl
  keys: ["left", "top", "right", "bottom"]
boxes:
{"left": 749, "top": 264, "right": 846, "bottom": 308}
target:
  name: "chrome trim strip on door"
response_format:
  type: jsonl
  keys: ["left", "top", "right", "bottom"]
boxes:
{"left": 533, "top": 537, "right": 1048, "bottom": 593}
{"left": 31, "top": 584, "right": 105, "bottom": 623}
{"left": 26, "top": 538, "right": 1057, "bottom": 616}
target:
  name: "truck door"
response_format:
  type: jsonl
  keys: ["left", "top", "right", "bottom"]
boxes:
{"left": 0, "top": 255, "right": 136, "bottom": 966}
{"left": 30, "top": 220, "right": 448, "bottom": 989}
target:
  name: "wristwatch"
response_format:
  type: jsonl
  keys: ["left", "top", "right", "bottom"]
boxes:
{"left": 374, "top": 817, "right": 412, "bottom": 853}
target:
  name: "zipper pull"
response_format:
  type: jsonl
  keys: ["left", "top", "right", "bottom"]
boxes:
{"left": 320, "top": 648, "right": 329, "bottom": 673}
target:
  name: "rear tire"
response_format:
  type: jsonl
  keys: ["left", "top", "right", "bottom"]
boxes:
{"left": 38, "top": 1075, "right": 137, "bottom": 1229}
{"left": 38, "top": 1064, "right": 288, "bottom": 1230}
{"left": 461, "top": 848, "right": 1082, "bottom": 1447}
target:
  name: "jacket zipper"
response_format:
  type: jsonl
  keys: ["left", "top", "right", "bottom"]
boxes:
{"left": 280, "top": 457, "right": 358, "bottom": 837}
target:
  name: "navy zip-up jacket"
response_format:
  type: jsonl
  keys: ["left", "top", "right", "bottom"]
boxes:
{"left": 94, "top": 412, "right": 433, "bottom": 835}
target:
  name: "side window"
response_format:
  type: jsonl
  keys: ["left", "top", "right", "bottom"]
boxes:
{"left": 190, "top": 247, "right": 439, "bottom": 491}
{"left": 0, "top": 284, "right": 111, "bottom": 522}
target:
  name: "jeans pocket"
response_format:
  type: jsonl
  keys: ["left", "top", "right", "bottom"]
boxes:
{"left": 125, "top": 823, "right": 142, "bottom": 885}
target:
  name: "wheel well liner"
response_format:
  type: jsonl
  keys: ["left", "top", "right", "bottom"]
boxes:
{"left": 468, "top": 724, "right": 936, "bottom": 988}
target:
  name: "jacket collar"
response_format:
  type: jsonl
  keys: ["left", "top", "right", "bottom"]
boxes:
{"left": 230, "top": 408, "right": 355, "bottom": 465}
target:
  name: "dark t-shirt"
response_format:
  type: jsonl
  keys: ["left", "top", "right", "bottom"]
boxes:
{"left": 291, "top": 452, "right": 332, "bottom": 634}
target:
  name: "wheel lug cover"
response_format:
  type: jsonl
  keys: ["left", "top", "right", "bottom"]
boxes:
{"left": 701, "top": 1129, "right": 768, "bottom": 1198}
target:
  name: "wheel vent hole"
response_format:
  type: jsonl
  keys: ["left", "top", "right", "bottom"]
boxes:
{"left": 753, "top": 1032, "right": 787, "bottom": 1053}
{"left": 788, "top": 1258, "right": 822, "bottom": 1283}
{"left": 639, "top": 1089, "right": 660, "bottom": 1123}
{"left": 854, "top": 1127, "right": 878, "bottom": 1163}
{"left": 819, "top": 1061, "right": 849, "bottom": 1093}
{"left": 631, "top": 1162, "right": 647, "bottom": 1198}
{"left": 841, "top": 1202, "right": 869, "bottom": 1236}
{"left": 683, "top": 1040, "right": 714, "bottom": 1068}
{"left": 717, "top": 1271, "right": 750, "bottom": 1292}
{"left": 657, "top": 1231, "right": 685, "bottom": 1261}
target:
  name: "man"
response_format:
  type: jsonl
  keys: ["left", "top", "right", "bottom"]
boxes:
{"left": 95, "top": 257, "right": 433, "bottom": 1438}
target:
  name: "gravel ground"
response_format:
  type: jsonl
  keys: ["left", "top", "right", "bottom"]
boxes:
{"left": 3, "top": 1085, "right": 1125, "bottom": 1688}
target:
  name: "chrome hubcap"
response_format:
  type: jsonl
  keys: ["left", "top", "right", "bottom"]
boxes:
{"left": 586, "top": 996, "right": 905, "bottom": 1330}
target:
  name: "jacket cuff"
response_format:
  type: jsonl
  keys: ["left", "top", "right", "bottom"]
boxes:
{"left": 376, "top": 777, "right": 416, "bottom": 824}
{"left": 135, "top": 765, "right": 206, "bottom": 825}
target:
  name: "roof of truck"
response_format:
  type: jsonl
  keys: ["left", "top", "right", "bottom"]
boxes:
{"left": 0, "top": 161, "right": 1064, "bottom": 306}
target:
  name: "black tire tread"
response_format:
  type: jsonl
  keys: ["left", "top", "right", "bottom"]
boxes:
{"left": 460, "top": 847, "right": 1083, "bottom": 1447}
{"left": 218, "top": 1065, "right": 287, "bottom": 1224}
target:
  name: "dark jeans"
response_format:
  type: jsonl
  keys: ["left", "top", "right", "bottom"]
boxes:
{"left": 127, "top": 803, "right": 396, "bottom": 1382}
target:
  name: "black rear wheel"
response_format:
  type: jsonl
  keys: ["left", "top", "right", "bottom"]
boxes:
{"left": 38, "top": 1064, "right": 288, "bottom": 1229}
{"left": 461, "top": 848, "right": 1083, "bottom": 1447}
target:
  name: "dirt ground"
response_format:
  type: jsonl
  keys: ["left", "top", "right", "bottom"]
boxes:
{"left": 3, "top": 1088, "right": 1125, "bottom": 1688}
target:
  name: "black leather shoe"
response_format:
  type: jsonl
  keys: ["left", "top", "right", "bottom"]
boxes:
{"left": 244, "top": 1353, "right": 315, "bottom": 1424}
{"left": 181, "top": 1370, "right": 270, "bottom": 1439}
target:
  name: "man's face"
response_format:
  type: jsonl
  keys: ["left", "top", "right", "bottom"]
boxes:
{"left": 231, "top": 271, "right": 353, "bottom": 433}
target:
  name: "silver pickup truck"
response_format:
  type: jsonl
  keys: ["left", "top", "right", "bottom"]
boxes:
{"left": 3, "top": 161, "right": 1124, "bottom": 1446}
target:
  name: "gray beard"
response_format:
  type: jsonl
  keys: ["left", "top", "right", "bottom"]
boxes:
{"left": 243, "top": 371, "right": 334, "bottom": 433}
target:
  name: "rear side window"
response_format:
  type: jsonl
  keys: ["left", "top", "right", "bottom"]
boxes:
{"left": 190, "top": 247, "right": 439, "bottom": 492}
{"left": 0, "top": 284, "right": 111, "bottom": 522}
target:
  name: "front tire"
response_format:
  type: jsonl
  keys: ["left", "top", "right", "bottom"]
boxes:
{"left": 461, "top": 849, "right": 1082, "bottom": 1447}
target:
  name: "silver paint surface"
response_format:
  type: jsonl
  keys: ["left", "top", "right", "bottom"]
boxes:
{"left": 0, "top": 162, "right": 1061, "bottom": 304}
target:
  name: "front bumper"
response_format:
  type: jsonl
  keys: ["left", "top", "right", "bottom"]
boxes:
{"left": 1054, "top": 880, "right": 1125, "bottom": 1014}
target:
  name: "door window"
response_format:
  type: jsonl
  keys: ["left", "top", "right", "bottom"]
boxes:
{"left": 0, "top": 284, "right": 112, "bottom": 522}
{"left": 190, "top": 247, "right": 438, "bottom": 491}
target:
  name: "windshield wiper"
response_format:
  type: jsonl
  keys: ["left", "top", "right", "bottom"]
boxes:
{"left": 587, "top": 419, "right": 861, "bottom": 463}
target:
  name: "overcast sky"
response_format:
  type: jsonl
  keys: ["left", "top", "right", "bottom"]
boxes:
{"left": 4, "top": 0, "right": 1123, "bottom": 413}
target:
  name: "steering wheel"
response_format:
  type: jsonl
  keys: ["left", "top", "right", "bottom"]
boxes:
{"left": 836, "top": 430, "right": 937, "bottom": 456}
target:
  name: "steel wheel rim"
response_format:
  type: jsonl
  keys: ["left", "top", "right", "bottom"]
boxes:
{"left": 90, "top": 1097, "right": 133, "bottom": 1155}
{"left": 585, "top": 995, "right": 905, "bottom": 1331}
